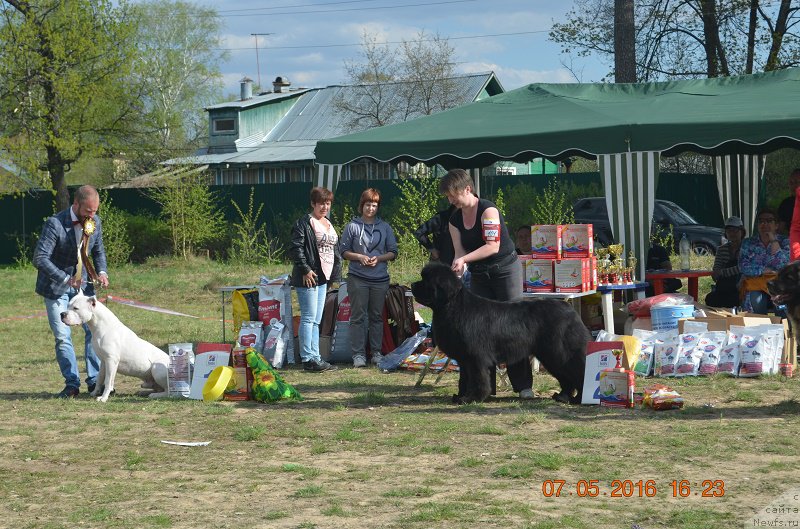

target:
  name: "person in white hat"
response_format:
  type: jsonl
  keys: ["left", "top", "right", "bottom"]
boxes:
{"left": 705, "top": 216, "right": 745, "bottom": 308}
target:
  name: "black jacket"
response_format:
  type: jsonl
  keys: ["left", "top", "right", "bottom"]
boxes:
{"left": 289, "top": 214, "right": 342, "bottom": 288}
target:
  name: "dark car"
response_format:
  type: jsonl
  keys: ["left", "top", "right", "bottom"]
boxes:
{"left": 573, "top": 197, "right": 724, "bottom": 255}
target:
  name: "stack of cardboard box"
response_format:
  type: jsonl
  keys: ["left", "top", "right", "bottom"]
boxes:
{"left": 521, "top": 224, "right": 596, "bottom": 293}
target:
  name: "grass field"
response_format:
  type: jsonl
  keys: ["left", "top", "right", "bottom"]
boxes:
{"left": 1, "top": 257, "right": 799, "bottom": 529}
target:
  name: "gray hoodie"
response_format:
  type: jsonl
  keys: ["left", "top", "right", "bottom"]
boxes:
{"left": 339, "top": 216, "right": 398, "bottom": 282}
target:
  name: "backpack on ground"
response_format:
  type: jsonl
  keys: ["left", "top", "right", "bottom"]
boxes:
{"left": 384, "top": 284, "right": 419, "bottom": 350}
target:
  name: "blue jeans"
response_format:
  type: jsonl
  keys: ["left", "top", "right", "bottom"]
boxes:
{"left": 745, "top": 290, "right": 786, "bottom": 317}
{"left": 44, "top": 288, "right": 99, "bottom": 389}
{"left": 296, "top": 283, "right": 328, "bottom": 363}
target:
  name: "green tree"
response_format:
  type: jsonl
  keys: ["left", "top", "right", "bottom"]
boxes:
{"left": 149, "top": 170, "right": 223, "bottom": 259}
{"left": 550, "top": 0, "right": 800, "bottom": 81}
{"left": 124, "top": 1, "right": 228, "bottom": 177}
{"left": 0, "top": 0, "right": 139, "bottom": 210}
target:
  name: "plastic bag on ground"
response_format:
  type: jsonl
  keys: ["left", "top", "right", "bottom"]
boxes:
{"left": 377, "top": 328, "right": 429, "bottom": 371}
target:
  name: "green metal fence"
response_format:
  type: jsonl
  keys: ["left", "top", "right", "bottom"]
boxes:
{"left": 0, "top": 173, "right": 724, "bottom": 265}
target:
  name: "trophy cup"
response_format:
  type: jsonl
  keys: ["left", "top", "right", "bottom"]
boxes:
{"left": 596, "top": 247, "right": 611, "bottom": 284}
{"left": 627, "top": 250, "right": 638, "bottom": 283}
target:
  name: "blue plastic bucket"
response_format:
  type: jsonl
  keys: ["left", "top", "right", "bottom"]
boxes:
{"left": 650, "top": 304, "right": 694, "bottom": 332}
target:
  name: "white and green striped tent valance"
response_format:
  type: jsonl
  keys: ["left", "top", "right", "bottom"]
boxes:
{"left": 598, "top": 152, "right": 660, "bottom": 281}
{"left": 316, "top": 164, "right": 343, "bottom": 190}
{"left": 713, "top": 154, "right": 765, "bottom": 233}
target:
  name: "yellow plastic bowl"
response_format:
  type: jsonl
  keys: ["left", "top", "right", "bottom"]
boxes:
{"left": 203, "top": 366, "right": 234, "bottom": 402}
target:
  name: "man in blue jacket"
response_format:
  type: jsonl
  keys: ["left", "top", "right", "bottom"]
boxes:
{"left": 33, "top": 185, "right": 109, "bottom": 398}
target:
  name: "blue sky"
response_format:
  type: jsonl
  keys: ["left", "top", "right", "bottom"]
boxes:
{"left": 201, "top": 0, "right": 606, "bottom": 95}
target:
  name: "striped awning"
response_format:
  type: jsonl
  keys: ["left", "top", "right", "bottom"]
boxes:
{"left": 599, "top": 152, "right": 660, "bottom": 281}
{"left": 713, "top": 154, "right": 764, "bottom": 233}
{"left": 316, "top": 164, "right": 343, "bottom": 190}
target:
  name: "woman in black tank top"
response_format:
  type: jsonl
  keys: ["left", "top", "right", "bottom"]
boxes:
{"left": 439, "top": 169, "right": 533, "bottom": 399}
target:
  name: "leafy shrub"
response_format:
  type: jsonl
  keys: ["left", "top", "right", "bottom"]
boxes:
{"left": 228, "top": 187, "right": 284, "bottom": 265}
{"left": 148, "top": 171, "right": 224, "bottom": 259}
{"left": 530, "top": 177, "right": 575, "bottom": 225}
{"left": 98, "top": 191, "right": 132, "bottom": 268}
{"left": 124, "top": 211, "right": 171, "bottom": 262}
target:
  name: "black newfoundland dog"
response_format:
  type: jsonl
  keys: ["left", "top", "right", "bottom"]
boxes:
{"left": 411, "top": 262, "right": 588, "bottom": 404}
{"left": 768, "top": 261, "right": 800, "bottom": 332}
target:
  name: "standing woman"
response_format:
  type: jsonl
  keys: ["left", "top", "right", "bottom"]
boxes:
{"left": 340, "top": 188, "right": 398, "bottom": 368}
{"left": 290, "top": 187, "right": 341, "bottom": 372}
{"left": 441, "top": 169, "right": 534, "bottom": 399}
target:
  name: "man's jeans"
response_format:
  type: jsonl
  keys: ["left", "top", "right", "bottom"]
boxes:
{"left": 296, "top": 284, "right": 328, "bottom": 363}
{"left": 44, "top": 288, "right": 99, "bottom": 389}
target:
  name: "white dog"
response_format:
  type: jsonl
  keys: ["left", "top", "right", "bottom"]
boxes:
{"left": 61, "top": 292, "right": 170, "bottom": 402}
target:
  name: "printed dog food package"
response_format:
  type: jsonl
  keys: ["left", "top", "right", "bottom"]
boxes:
{"left": 237, "top": 321, "right": 263, "bottom": 350}
{"left": 738, "top": 325, "right": 784, "bottom": 377}
{"left": 718, "top": 327, "right": 743, "bottom": 376}
{"left": 525, "top": 258, "right": 554, "bottom": 293}
{"left": 259, "top": 275, "right": 295, "bottom": 364}
{"left": 653, "top": 335, "right": 680, "bottom": 377}
{"left": 631, "top": 329, "right": 660, "bottom": 376}
{"left": 738, "top": 327, "right": 768, "bottom": 377}
{"left": 167, "top": 343, "right": 194, "bottom": 398}
{"left": 561, "top": 224, "right": 594, "bottom": 259}
{"left": 674, "top": 333, "right": 702, "bottom": 376}
{"left": 262, "top": 321, "right": 287, "bottom": 368}
{"left": 530, "top": 225, "right": 562, "bottom": 259}
{"left": 225, "top": 346, "right": 253, "bottom": 400}
{"left": 696, "top": 331, "right": 727, "bottom": 376}
{"left": 329, "top": 283, "right": 352, "bottom": 363}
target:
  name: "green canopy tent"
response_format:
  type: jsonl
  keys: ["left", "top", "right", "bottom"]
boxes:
{"left": 315, "top": 68, "right": 800, "bottom": 279}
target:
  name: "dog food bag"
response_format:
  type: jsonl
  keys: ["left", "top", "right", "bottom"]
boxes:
{"left": 262, "top": 321, "right": 287, "bottom": 368}
{"left": 259, "top": 275, "right": 295, "bottom": 364}
{"left": 167, "top": 343, "right": 194, "bottom": 398}
{"left": 738, "top": 327, "right": 769, "bottom": 377}
{"left": 717, "top": 327, "right": 743, "bottom": 376}
{"left": 226, "top": 346, "right": 253, "bottom": 400}
{"left": 237, "top": 321, "right": 263, "bottom": 350}
{"left": 696, "top": 331, "right": 727, "bottom": 376}
{"left": 653, "top": 336, "right": 680, "bottom": 377}
{"left": 631, "top": 329, "right": 661, "bottom": 377}
{"left": 674, "top": 333, "right": 702, "bottom": 377}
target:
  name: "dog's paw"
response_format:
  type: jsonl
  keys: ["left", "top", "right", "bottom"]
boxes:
{"left": 96, "top": 395, "right": 109, "bottom": 403}
{"left": 552, "top": 391, "right": 571, "bottom": 404}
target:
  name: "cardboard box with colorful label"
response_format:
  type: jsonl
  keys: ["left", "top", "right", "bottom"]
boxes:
{"left": 524, "top": 259, "right": 554, "bottom": 293}
{"left": 530, "top": 225, "right": 562, "bottom": 259}
{"left": 561, "top": 224, "right": 594, "bottom": 258}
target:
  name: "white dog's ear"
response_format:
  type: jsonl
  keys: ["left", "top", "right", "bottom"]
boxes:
{"left": 89, "top": 296, "right": 97, "bottom": 307}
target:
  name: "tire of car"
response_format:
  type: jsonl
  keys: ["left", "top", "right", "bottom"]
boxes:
{"left": 691, "top": 243, "right": 715, "bottom": 257}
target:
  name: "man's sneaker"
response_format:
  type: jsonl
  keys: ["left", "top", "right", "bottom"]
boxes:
{"left": 353, "top": 355, "right": 367, "bottom": 368}
{"left": 87, "top": 383, "right": 96, "bottom": 394}
{"left": 519, "top": 388, "right": 536, "bottom": 400}
{"left": 303, "top": 359, "right": 338, "bottom": 372}
{"left": 370, "top": 353, "right": 384, "bottom": 365}
{"left": 56, "top": 386, "right": 79, "bottom": 399}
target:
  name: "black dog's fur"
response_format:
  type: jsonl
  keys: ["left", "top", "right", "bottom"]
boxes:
{"left": 411, "top": 262, "right": 589, "bottom": 404}
{"left": 768, "top": 261, "right": 800, "bottom": 335}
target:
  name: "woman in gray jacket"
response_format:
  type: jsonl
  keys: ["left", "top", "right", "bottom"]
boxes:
{"left": 339, "top": 188, "right": 398, "bottom": 367}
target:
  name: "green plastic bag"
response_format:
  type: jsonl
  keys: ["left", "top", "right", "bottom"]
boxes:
{"left": 245, "top": 347, "right": 302, "bottom": 402}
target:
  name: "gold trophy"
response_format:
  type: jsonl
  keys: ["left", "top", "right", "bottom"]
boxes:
{"left": 628, "top": 250, "right": 638, "bottom": 283}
